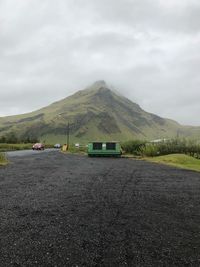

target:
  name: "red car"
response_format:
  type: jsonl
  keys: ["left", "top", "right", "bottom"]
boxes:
{"left": 32, "top": 143, "right": 45, "bottom": 150}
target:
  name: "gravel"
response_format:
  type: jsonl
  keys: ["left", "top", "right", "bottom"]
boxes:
{"left": 1, "top": 151, "right": 200, "bottom": 266}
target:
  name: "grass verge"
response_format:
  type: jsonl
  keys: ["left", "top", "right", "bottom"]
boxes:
{"left": 0, "top": 143, "right": 33, "bottom": 152}
{"left": 61, "top": 146, "right": 87, "bottom": 155}
{"left": 0, "top": 152, "right": 8, "bottom": 166}
{"left": 0, "top": 143, "right": 53, "bottom": 152}
{"left": 144, "top": 154, "right": 200, "bottom": 172}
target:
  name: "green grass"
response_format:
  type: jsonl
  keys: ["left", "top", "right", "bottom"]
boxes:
{"left": 0, "top": 143, "right": 33, "bottom": 152}
{"left": 0, "top": 152, "right": 8, "bottom": 166}
{"left": 61, "top": 145, "right": 87, "bottom": 154}
{"left": 145, "top": 154, "right": 200, "bottom": 172}
{"left": 0, "top": 143, "right": 54, "bottom": 152}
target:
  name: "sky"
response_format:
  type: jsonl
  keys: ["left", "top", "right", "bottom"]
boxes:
{"left": 0, "top": 0, "right": 200, "bottom": 125}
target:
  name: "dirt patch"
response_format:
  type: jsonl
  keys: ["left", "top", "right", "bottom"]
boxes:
{"left": 1, "top": 151, "right": 200, "bottom": 266}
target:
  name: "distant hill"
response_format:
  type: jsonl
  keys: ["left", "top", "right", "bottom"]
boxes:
{"left": 0, "top": 80, "right": 200, "bottom": 143}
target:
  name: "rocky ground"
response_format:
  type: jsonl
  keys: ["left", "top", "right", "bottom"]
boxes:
{"left": 0, "top": 151, "right": 200, "bottom": 266}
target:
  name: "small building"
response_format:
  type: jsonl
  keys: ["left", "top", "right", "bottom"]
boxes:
{"left": 150, "top": 138, "right": 169, "bottom": 144}
{"left": 87, "top": 141, "right": 122, "bottom": 157}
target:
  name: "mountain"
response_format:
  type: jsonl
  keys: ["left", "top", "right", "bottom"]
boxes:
{"left": 0, "top": 80, "right": 199, "bottom": 143}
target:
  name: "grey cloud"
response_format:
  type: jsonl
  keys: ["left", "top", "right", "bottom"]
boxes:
{"left": 0, "top": 0, "right": 200, "bottom": 125}
{"left": 88, "top": 0, "right": 200, "bottom": 34}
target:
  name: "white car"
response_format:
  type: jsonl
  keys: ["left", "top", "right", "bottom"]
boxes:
{"left": 54, "top": 144, "right": 61, "bottom": 148}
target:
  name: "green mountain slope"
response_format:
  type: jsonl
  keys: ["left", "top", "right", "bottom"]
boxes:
{"left": 0, "top": 81, "right": 199, "bottom": 143}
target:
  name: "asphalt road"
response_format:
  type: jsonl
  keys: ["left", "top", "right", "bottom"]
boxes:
{"left": 6, "top": 148, "right": 56, "bottom": 157}
{"left": 1, "top": 151, "right": 200, "bottom": 266}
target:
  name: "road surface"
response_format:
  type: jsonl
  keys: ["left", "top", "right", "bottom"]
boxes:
{"left": 6, "top": 148, "right": 56, "bottom": 157}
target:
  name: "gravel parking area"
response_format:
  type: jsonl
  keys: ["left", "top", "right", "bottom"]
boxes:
{"left": 0, "top": 151, "right": 200, "bottom": 266}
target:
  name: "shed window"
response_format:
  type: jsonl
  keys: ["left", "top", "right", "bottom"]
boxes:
{"left": 106, "top": 142, "right": 116, "bottom": 150}
{"left": 93, "top": 142, "right": 102, "bottom": 150}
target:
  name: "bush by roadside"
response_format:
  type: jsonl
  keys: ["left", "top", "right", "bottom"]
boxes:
{"left": 0, "top": 133, "right": 39, "bottom": 144}
{"left": 141, "top": 139, "right": 200, "bottom": 158}
{"left": 0, "top": 143, "right": 33, "bottom": 152}
{"left": 121, "top": 140, "right": 146, "bottom": 156}
{"left": 122, "top": 139, "right": 200, "bottom": 159}
{"left": 0, "top": 152, "right": 8, "bottom": 165}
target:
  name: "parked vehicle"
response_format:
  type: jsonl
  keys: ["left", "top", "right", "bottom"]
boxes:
{"left": 54, "top": 143, "right": 61, "bottom": 149}
{"left": 32, "top": 143, "right": 45, "bottom": 150}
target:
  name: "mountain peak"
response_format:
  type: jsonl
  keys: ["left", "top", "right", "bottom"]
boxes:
{"left": 93, "top": 80, "right": 107, "bottom": 88}
{"left": 82, "top": 80, "right": 112, "bottom": 95}
{"left": 89, "top": 81, "right": 123, "bottom": 98}
{"left": 0, "top": 80, "right": 190, "bottom": 143}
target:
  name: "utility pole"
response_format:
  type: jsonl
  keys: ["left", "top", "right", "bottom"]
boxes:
{"left": 67, "top": 122, "right": 70, "bottom": 150}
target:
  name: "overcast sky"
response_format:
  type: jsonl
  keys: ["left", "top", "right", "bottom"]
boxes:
{"left": 0, "top": 0, "right": 200, "bottom": 125}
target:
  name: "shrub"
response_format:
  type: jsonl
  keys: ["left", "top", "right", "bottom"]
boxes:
{"left": 122, "top": 138, "right": 200, "bottom": 159}
{"left": 141, "top": 144, "right": 160, "bottom": 157}
{"left": 0, "top": 133, "right": 39, "bottom": 144}
{"left": 0, "top": 143, "right": 33, "bottom": 152}
{"left": 121, "top": 140, "right": 146, "bottom": 155}
{"left": 0, "top": 152, "right": 7, "bottom": 165}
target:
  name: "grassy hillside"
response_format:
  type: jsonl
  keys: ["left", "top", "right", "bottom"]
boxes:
{"left": 145, "top": 154, "right": 200, "bottom": 172}
{"left": 0, "top": 80, "right": 200, "bottom": 143}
